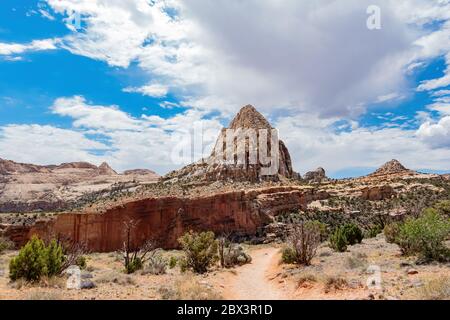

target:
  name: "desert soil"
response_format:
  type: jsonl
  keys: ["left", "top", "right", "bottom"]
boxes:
{"left": 0, "top": 236, "right": 448, "bottom": 300}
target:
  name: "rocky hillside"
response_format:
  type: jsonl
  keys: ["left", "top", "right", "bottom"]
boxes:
{"left": 0, "top": 158, "right": 159, "bottom": 212}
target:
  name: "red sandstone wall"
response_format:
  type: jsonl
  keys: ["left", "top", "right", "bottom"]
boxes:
{"left": 9, "top": 187, "right": 328, "bottom": 252}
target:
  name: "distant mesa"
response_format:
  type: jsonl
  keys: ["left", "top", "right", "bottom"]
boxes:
{"left": 369, "top": 159, "right": 413, "bottom": 177}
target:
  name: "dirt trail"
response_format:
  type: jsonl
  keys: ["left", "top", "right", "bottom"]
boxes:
{"left": 223, "top": 247, "right": 290, "bottom": 300}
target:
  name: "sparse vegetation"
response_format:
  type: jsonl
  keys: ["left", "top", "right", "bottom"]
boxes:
{"left": 145, "top": 252, "right": 167, "bottom": 275}
{"left": 384, "top": 222, "right": 402, "bottom": 244}
{"left": 324, "top": 276, "right": 348, "bottom": 292}
{"left": 0, "top": 237, "right": 14, "bottom": 254}
{"left": 282, "top": 221, "right": 322, "bottom": 265}
{"left": 416, "top": 277, "right": 450, "bottom": 300}
{"left": 178, "top": 231, "right": 218, "bottom": 274}
{"left": 120, "top": 218, "right": 160, "bottom": 274}
{"left": 159, "top": 275, "right": 222, "bottom": 300}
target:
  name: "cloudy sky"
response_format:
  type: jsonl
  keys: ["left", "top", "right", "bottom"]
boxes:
{"left": 0, "top": 0, "right": 450, "bottom": 178}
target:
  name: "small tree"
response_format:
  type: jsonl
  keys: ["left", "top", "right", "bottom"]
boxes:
{"left": 121, "top": 218, "right": 157, "bottom": 274}
{"left": 341, "top": 223, "right": 364, "bottom": 245}
{"left": 178, "top": 231, "right": 218, "bottom": 274}
{"left": 9, "top": 236, "right": 47, "bottom": 282}
{"left": 285, "top": 221, "right": 321, "bottom": 265}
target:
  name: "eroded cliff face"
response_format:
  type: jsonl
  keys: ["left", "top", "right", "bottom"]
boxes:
{"left": 5, "top": 186, "right": 328, "bottom": 251}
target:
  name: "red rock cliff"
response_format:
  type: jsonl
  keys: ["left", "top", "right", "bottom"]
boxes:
{"left": 6, "top": 186, "right": 328, "bottom": 251}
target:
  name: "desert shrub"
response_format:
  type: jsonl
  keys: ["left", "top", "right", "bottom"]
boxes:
{"left": 125, "top": 257, "right": 143, "bottom": 274}
{"left": 169, "top": 256, "right": 177, "bottom": 269}
{"left": 9, "top": 236, "right": 56, "bottom": 282}
{"left": 281, "top": 246, "right": 297, "bottom": 264}
{"left": 0, "top": 237, "right": 14, "bottom": 254}
{"left": 434, "top": 200, "right": 450, "bottom": 217}
{"left": 365, "top": 225, "right": 383, "bottom": 238}
{"left": 120, "top": 219, "right": 158, "bottom": 274}
{"left": 178, "top": 231, "right": 218, "bottom": 274}
{"left": 76, "top": 256, "right": 87, "bottom": 270}
{"left": 283, "top": 222, "right": 321, "bottom": 265}
{"left": 44, "top": 240, "right": 64, "bottom": 277}
{"left": 146, "top": 252, "right": 167, "bottom": 275}
{"left": 329, "top": 227, "right": 348, "bottom": 252}
{"left": 297, "top": 274, "right": 317, "bottom": 287}
{"left": 397, "top": 209, "right": 450, "bottom": 261}
{"left": 324, "top": 276, "right": 348, "bottom": 292}
{"left": 223, "top": 244, "right": 252, "bottom": 267}
{"left": 305, "top": 220, "right": 328, "bottom": 241}
{"left": 341, "top": 223, "right": 364, "bottom": 245}
{"left": 384, "top": 222, "right": 401, "bottom": 244}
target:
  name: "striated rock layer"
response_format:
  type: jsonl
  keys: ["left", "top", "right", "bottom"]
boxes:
{"left": 4, "top": 186, "right": 328, "bottom": 251}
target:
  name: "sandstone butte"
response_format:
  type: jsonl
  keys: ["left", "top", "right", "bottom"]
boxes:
{"left": 0, "top": 105, "right": 422, "bottom": 251}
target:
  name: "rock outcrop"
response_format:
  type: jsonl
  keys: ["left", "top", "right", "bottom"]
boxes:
{"left": 163, "top": 105, "right": 296, "bottom": 183}
{"left": 4, "top": 186, "right": 329, "bottom": 251}
{"left": 370, "top": 160, "right": 413, "bottom": 177}
{"left": 361, "top": 185, "right": 395, "bottom": 201}
{"left": 304, "top": 167, "right": 327, "bottom": 183}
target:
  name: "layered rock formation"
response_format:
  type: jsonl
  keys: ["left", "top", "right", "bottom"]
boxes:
{"left": 0, "top": 158, "right": 159, "bottom": 213}
{"left": 4, "top": 186, "right": 329, "bottom": 251}
{"left": 163, "top": 105, "right": 296, "bottom": 183}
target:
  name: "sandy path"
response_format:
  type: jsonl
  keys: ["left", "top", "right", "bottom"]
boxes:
{"left": 223, "top": 247, "right": 289, "bottom": 300}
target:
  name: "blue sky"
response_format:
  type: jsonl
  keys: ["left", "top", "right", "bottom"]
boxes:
{"left": 0, "top": 0, "right": 450, "bottom": 178}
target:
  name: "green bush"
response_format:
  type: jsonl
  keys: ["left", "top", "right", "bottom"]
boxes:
{"left": 45, "top": 240, "right": 64, "bottom": 277}
{"left": 434, "top": 200, "right": 450, "bottom": 216}
{"left": 281, "top": 246, "right": 297, "bottom": 264}
{"left": 178, "top": 231, "right": 218, "bottom": 274}
{"left": 341, "top": 223, "right": 364, "bottom": 245}
{"left": 365, "top": 225, "right": 383, "bottom": 238}
{"left": 329, "top": 227, "right": 348, "bottom": 252}
{"left": 384, "top": 222, "right": 401, "bottom": 244}
{"left": 169, "top": 256, "right": 177, "bottom": 269}
{"left": 125, "top": 257, "right": 143, "bottom": 274}
{"left": 9, "top": 236, "right": 64, "bottom": 282}
{"left": 76, "top": 256, "right": 87, "bottom": 270}
{"left": 305, "top": 220, "right": 328, "bottom": 241}
{"left": 397, "top": 209, "right": 450, "bottom": 261}
{"left": 0, "top": 237, "right": 14, "bottom": 254}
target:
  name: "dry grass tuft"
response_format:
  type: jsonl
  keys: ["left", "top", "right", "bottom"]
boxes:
{"left": 159, "top": 275, "right": 222, "bottom": 300}
{"left": 416, "top": 277, "right": 450, "bottom": 300}
{"left": 324, "top": 276, "right": 348, "bottom": 293}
